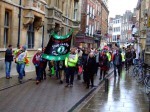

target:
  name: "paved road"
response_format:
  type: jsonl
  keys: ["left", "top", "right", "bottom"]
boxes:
{"left": 77, "top": 69, "right": 150, "bottom": 112}
{"left": 0, "top": 68, "right": 113, "bottom": 112}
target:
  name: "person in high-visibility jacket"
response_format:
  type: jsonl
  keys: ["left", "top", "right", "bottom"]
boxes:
{"left": 106, "top": 51, "right": 111, "bottom": 69}
{"left": 65, "top": 47, "right": 78, "bottom": 87}
{"left": 121, "top": 51, "right": 125, "bottom": 66}
{"left": 15, "top": 46, "right": 28, "bottom": 83}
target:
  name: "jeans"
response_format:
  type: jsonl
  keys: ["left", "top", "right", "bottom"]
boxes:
{"left": 114, "top": 65, "right": 121, "bottom": 76}
{"left": 17, "top": 63, "right": 25, "bottom": 80}
{"left": 66, "top": 67, "right": 76, "bottom": 85}
{"left": 5, "top": 61, "right": 12, "bottom": 77}
{"left": 100, "top": 69, "right": 106, "bottom": 79}
{"left": 35, "top": 66, "right": 42, "bottom": 81}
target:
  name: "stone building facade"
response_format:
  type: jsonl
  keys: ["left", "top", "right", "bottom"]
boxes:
{"left": 0, "top": 0, "right": 81, "bottom": 75}
{"left": 0, "top": 0, "right": 81, "bottom": 56}
{"left": 136, "top": 0, "right": 150, "bottom": 65}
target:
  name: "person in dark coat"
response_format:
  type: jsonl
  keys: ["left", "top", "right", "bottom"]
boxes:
{"left": 99, "top": 50, "right": 108, "bottom": 80}
{"left": 5, "top": 45, "right": 14, "bottom": 79}
{"left": 113, "top": 50, "right": 122, "bottom": 77}
{"left": 125, "top": 49, "right": 132, "bottom": 70}
{"left": 86, "top": 52, "right": 96, "bottom": 88}
{"left": 82, "top": 49, "right": 89, "bottom": 83}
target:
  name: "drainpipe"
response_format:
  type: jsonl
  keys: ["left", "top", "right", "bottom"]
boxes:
{"left": 17, "top": 0, "right": 22, "bottom": 48}
{"left": 41, "top": 25, "right": 44, "bottom": 48}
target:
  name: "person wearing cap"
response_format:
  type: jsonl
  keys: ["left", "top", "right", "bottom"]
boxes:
{"left": 5, "top": 45, "right": 14, "bottom": 79}
{"left": 32, "top": 48, "right": 43, "bottom": 84}
{"left": 15, "top": 45, "right": 28, "bottom": 83}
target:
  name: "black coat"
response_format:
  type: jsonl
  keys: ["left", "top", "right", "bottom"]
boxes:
{"left": 113, "top": 53, "right": 122, "bottom": 66}
{"left": 86, "top": 57, "right": 96, "bottom": 74}
{"left": 82, "top": 53, "right": 88, "bottom": 70}
{"left": 5, "top": 49, "right": 13, "bottom": 62}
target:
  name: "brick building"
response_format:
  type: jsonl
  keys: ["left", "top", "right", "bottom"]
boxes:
{"left": 75, "top": 0, "right": 109, "bottom": 48}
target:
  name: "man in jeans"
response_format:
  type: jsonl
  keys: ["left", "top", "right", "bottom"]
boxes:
{"left": 65, "top": 47, "right": 78, "bottom": 87}
{"left": 113, "top": 50, "right": 122, "bottom": 77}
{"left": 16, "top": 46, "right": 27, "bottom": 83}
{"left": 5, "top": 45, "right": 14, "bottom": 79}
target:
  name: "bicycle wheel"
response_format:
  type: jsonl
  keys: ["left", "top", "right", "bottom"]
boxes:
{"left": 132, "top": 67, "right": 138, "bottom": 77}
{"left": 144, "top": 76, "right": 150, "bottom": 89}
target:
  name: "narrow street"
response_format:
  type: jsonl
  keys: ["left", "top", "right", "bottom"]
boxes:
{"left": 0, "top": 69, "right": 113, "bottom": 112}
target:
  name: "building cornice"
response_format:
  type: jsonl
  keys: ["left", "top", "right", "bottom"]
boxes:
{"left": 101, "top": 1, "right": 109, "bottom": 13}
{"left": 1, "top": 0, "right": 46, "bottom": 15}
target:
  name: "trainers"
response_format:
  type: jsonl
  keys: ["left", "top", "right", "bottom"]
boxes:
{"left": 19, "top": 79, "right": 23, "bottom": 84}
{"left": 60, "top": 80, "right": 63, "bottom": 84}
{"left": 70, "top": 84, "right": 73, "bottom": 87}
{"left": 65, "top": 84, "right": 69, "bottom": 87}
{"left": 36, "top": 80, "right": 40, "bottom": 85}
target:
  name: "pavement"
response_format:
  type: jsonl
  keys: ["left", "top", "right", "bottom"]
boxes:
{"left": 76, "top": 69, "right": 150, "bottom": 112}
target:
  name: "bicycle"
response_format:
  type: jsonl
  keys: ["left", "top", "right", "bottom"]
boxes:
{"left": 144, "top": 66, "right": 150, "bottom": 94}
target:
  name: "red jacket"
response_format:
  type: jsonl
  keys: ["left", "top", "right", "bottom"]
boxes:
{"left": 32, "top": 53, "right": 42, "bottom": 66}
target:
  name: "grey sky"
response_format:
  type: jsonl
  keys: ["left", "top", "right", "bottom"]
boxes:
{"left": 108, "top": 0, "right": 138, "bottom": 18}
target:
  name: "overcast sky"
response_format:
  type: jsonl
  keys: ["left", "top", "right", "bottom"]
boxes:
{"left": 108, "top": 0, "right": 138, "bottom": 18}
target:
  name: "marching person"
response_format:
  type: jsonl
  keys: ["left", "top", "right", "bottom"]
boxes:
{"left": 86, "top": 52, "right": 96, "bottom": 89}
{"left": 65, "top": 47, "right": 78, "bottom": 87}
{"left": 94, "top": 49, "right": 100, "bottom": 76}
{"left": 76, "top": 48, "right": 83, "bottom": 80}
{"left": 99, "top": 50, "right": 109, "bottom": 80}
{"left": 5, "top": 45, "right": 14, "bottom": 79}
{"left": 32, "top": 48, "right": 43, "bottom": 84}
{"left": 113, "top": 50, "right": 122, "bottom": 77}
{"left": 82, "top": 49, "right": 89, "bottom": 83}
{"left": 15, "top": 46, "right": 28, "bottom": 83}
{"left": 40, "top": 48, "right": 47, "bottom": 80}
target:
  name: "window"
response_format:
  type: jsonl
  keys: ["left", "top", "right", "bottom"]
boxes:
{"left": 27, "top": 24, "right": 34, "bottom": 48}
{"left": 90, "top": 6, "right": 92, "bottom": 17}
{"left": 93, "top": 9, "right": 95, "bottom": 19}
{"left": 62, "top": 1, "right": 64, "bottom": 13}
{"left": 55, "top": 0, "right": 59, "bottom": 8}
{"left": 87, "top": 4, "right": 89, "bottom": 14}
{"left": 4, "top": 11, "right": 10, "bottom": 47}
{"left": 74, "top": 1, "right": 78, "bottom": 20}
{"left": 89, "top": 25, "right": 91, "bottom": 35}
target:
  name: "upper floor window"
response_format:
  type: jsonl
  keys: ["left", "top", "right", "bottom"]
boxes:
{"left": 74, "top": 1, "right": 78, "bottom": 20}
{"left": 27, "top": 23, "right": 34, "bottom": 49}
{"left": 4, "top": 10, "right": 11, "bottom": 48}
{"left": 55, "top": 0, "right": 59, "bottom": 8}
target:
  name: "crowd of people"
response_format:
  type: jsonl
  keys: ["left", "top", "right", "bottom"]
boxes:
{"left": 4, "top": 44, "right": 139, "bottom": 88}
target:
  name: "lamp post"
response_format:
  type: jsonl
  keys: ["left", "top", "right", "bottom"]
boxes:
{"left": 41, "top": 25, "right": 44, "bottom": 48}
{"left": 17, "top": 0, "right": 22, "bottom": 48}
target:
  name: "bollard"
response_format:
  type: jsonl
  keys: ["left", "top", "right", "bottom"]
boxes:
{"left": 105, "top": 78, "right": 109, "bottom": 93}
